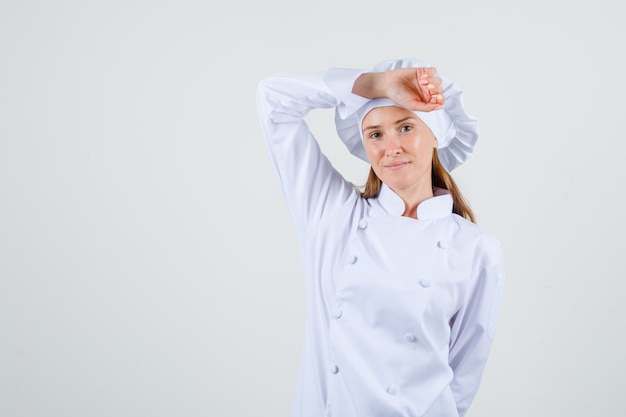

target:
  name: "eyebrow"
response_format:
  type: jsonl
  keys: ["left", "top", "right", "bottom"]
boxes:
{"left": 362, "top": 116, "right": 417, "bottom": 132}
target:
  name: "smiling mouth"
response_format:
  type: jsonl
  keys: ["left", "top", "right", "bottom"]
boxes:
{"left": 384, "top": 161, "right": 409, "bottom": 170}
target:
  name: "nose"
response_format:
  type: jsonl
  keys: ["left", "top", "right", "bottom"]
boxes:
{"left": 384, "top": 136, "right": 402, "bottom": 157}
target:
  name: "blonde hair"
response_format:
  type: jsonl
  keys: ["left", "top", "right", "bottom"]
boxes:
{"left": 360, "top": 149, "right": 476, "bottom": 223}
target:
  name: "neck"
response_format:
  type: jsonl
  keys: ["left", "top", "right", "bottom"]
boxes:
{"left": 393, "top": 181, "right": 434, "bottom": 219}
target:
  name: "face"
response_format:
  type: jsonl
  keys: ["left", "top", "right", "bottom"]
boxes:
{"left": 361, "top": 106, "right": 437, "bottom": 195}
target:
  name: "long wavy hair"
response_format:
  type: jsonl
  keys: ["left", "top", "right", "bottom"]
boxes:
{"left": 360, "top": 149, "right": 476, "bottom": 223}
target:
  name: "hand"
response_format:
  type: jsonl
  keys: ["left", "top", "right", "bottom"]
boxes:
{"left": 353, "top": 67, "right": 444, "bottom": 112}
{"left": 383, "top": 67, "right": 444, "bottom": 111}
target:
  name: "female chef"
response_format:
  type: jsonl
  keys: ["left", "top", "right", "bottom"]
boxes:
{"left": 256, "top": 58, "right": 505, "bottom": 417}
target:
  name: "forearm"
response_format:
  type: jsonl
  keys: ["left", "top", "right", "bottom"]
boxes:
{"left": 351, "top": 71, "right": 388, "bottom": 99}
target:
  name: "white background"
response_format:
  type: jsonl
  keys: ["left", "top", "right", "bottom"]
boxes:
{"left": 1, "top": 1, "right": 625, "bottom": 416}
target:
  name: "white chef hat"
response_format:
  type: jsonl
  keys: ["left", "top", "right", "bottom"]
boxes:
{"left": 334, "top": 58, "right": 479, "bottom": 172}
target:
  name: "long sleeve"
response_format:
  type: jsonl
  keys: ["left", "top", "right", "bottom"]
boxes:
{"left": 448, "top": 237, "right": 506, "bottom": 417}
{"left": 256, "top": 69, "right": 367, "bottom": 237}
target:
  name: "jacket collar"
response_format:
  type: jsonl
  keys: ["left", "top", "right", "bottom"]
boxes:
{"left": 377, "top": 184, "right": 453, "bottom": 220}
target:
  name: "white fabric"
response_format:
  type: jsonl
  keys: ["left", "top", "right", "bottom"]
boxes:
{"left": 256, "top": 69, "right": 505, "bottom": 417}
{"left": 329, "top": 58, "right": 479, "bottom": 172}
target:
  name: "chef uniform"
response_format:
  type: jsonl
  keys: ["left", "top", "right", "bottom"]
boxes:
{"left": 256, "top": 58, "right": 505, "bottom": 417}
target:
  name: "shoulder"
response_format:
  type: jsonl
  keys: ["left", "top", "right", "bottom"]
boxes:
{"left": 450, "top": 214, "right": 503, "bottom": 260}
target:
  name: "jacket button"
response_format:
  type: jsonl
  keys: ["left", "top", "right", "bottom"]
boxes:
{"left": 437, "top": 240, "right": 447, "bottom": 249}
{"left": 386, "top": 385, "right": 399, "bottom": 396}
{"left": 330, "top": 364, "right": 339, "bottom": 374}
{"left": 404, "top": 333, "right": 417, "bottom": 343}
{"left": 332, "top": 308, "right": 343, "bottom": 319}
{"left": 349, "top": 255, "right": 358, "bottom": 264}
{"left": 358, "top": 219, "right": 368, "bottom": 229}
{"left": 419, "top": 278, "right": 431, "bottom": 288}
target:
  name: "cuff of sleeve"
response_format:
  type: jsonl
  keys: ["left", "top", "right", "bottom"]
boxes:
{"left": 323, "top": 68, "right": 370, "bottom": 119}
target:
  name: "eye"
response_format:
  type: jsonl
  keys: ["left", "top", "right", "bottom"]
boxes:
{"left": 400, "top": 125, "right": 413, "bottom": 133}
{"left": 368, "top": 131, "right": 381, "bottom": 140}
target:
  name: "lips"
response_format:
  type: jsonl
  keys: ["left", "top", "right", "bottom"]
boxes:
{"left": 384, "top": 161, "right": 409, "bottom": 170}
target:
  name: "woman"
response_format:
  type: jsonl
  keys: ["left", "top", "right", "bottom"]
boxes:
{"left": 256, "top": 58, "right": 505, "bottom": 417}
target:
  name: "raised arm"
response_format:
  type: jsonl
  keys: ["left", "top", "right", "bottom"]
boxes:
{"left": 352, "top": 67, "right": 444, "bottom": 111}
{"left": 256, "top": 66, "right": 446, "bottom": 236}
{"left": 256, "top": 70, "right": 364, "bottom": 237}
